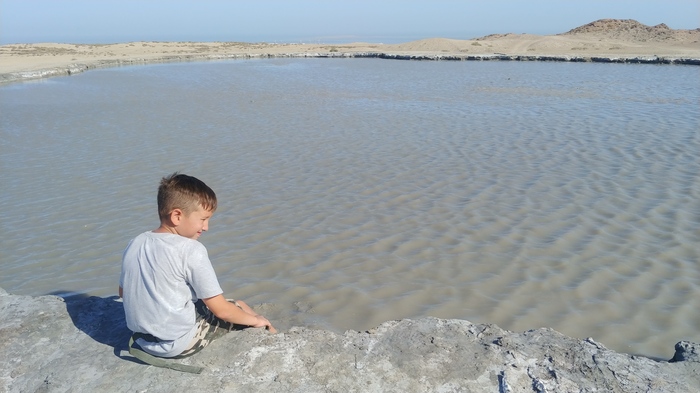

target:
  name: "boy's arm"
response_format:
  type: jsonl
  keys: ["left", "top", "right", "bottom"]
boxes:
{"left": 118, "top": 286, "right": 123, "bottom": 298}
{"left": 202, "top": 294, "right": 275, "bottom": 332}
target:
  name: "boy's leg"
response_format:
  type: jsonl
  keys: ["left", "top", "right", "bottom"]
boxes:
{"left": 173, "top": 299, "right": 243, "bottom": 358}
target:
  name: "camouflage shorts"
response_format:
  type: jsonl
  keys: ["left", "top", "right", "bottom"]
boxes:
{"left": 173, "top": 299, "right": 244, "bottom": 359}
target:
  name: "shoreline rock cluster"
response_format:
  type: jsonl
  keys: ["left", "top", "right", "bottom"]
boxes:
{"left": 360, "top": 52, "right": 700, "bottom": 64}
{"left": 1, "top": 287, "right": 698, "bottom": 392}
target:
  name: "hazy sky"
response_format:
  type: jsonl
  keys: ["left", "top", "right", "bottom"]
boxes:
{"left": 1, "top": 0, "right": 698, "bottom": 44}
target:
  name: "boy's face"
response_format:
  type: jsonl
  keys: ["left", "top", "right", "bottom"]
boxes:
{"left": 175, "top": 205, "right": 213, "bottom": 240}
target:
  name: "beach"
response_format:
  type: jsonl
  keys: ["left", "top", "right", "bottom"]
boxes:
{"left": 1, "top": 19, "right": 699, "bottom": 82}
{"left": 1, "top": 19, "right": 700, "bottom": 391}
{"left": 1, "top": 18, "right": 699, "bottom": 356}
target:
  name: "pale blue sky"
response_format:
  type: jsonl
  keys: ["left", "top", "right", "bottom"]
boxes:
{"left": 1, "top": 0, "right": 698, "bottom": 44}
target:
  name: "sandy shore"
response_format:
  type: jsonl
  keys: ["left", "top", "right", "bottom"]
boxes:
{"left": 1, "top": 19, "right": 698, "bottom": 84}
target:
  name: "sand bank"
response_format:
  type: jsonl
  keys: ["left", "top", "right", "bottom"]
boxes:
{"left": 1, "top": 19, "right": 698, "bottom": 84}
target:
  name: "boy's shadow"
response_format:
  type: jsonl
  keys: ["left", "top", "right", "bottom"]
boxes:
{"left": 50, "top": 292, "right": 134, "bottom": 360}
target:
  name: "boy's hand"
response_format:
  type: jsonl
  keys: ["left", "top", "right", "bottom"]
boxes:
{"left": 203, "top": 295, "right": 277, "bottom": 333}
{"left": 254, "top": 315, "right": 277, "bottom": 333}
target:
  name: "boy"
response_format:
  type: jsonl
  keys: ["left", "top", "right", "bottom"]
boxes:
{"left": 119, "top": 173, "right": 276, "bottom": 366}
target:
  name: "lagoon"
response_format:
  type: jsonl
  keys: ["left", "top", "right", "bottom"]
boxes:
{"left": 1, "top": 58, "right": 698, "bottom": 359}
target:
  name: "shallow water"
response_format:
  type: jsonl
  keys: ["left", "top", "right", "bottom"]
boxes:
{"left": 1, "top": 58, "right": 699, "bottom": 359}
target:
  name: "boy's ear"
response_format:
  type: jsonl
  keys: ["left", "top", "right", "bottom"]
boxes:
{"left": 170, "top": 208, "right": 184, "bottom": 225}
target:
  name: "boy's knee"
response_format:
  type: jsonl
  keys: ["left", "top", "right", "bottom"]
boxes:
{"left": 237, "top": 300, "right": 249, "bottom": 308}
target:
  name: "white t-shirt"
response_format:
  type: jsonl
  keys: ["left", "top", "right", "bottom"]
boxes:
{"left": 120, "top": 231, "right": 223, "bottom": 357}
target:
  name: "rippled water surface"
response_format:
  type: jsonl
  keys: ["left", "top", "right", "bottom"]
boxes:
{"left": 1, "top": 59, "right": 699, "bottom": 358}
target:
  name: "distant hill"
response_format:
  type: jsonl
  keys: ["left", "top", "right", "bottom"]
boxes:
{"left": 561, "top": 19, "right": 700, "bottom": 43}
{"left": 383, "top": 18, "right": 699, "bottom": 57}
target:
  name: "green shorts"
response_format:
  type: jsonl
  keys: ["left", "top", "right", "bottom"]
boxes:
{"left": 173, "top": 299, "right": 244, "bottom": 358}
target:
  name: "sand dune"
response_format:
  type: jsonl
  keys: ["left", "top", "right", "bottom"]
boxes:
{"left": 387, "top": 19, "right": 699, "bottom": 56}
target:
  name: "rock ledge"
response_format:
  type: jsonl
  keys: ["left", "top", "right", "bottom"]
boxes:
{"left": 0, "top": 288, "right": 698, "bottom": 392}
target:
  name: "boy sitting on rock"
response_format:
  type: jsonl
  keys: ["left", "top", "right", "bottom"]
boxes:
{"left": 119, "top": 173, "right": 275, "bottom": 369}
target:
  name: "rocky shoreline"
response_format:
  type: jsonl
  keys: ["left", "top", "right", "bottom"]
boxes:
{"left": 1, "top": 287, "right": 698, "bottom": 392}
{"left": 1, "top": 51, "right": 699, "bottom": 85}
